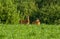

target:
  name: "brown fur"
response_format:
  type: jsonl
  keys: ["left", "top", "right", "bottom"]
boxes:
{"left": 32, "top": 19, "right": 40, "bottom": 25}
{"left": 19, "top": 16, "right": 30, "bottom": 24}
{"left": 19, "top": 19, "right": 30, "bottom": 24}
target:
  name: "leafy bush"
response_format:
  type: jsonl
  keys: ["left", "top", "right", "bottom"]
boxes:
{"left": 0, "top": 0, "right": 60, "bottom": 24}
{"left": 0, "top": 0, "right": 20, "bottom": 24}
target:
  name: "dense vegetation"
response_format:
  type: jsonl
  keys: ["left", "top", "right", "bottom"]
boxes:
{"left": 0, "top": 24, "right": 60, "bottom": 39}
{"left": 0, "top": 0, "right": 60, "bottom": 24}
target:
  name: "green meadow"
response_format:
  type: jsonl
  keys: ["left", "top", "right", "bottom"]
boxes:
{"left": 0, "top": 24, "right": 60, "bottom": 39}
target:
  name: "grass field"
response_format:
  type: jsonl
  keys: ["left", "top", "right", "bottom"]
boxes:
{"left": 0, "top": 24, "right": 60, "bottom": 39}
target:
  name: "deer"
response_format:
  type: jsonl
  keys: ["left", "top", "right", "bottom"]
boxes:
{"left": 19, "top": 16, "right": 30, "bottom": 24}
{"left": 32, "top": 19, "right": 40, "bottom": 25}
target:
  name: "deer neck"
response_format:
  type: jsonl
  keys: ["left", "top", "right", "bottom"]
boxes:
{"left": 27, "top": 16, "right": 30, "bottom": 24}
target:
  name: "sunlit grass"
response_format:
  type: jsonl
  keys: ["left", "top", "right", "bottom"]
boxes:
{"left": 0, "top": 24, "right": 60, "bottom": 39}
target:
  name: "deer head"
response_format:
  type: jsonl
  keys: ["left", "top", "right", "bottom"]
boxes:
{"left": 32, "top": 19, "right": 40, "bottom": 25}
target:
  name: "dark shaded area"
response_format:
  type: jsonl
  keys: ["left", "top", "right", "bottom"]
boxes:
{"left": 0, "top": 35, "right": 6, "bottom": 39}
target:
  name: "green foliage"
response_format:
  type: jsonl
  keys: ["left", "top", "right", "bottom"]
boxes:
{"left": 30, "top": 0, "right": 60, "bottom": 24}
{"left": 0, "top": 0, "right": 60, "bottom": 24}
{"left": 0, "top": 0, "right": 20, "bottom": 24}
{"left": 20, "top": 0, "right": 38, "bottom": 19}
{"left": 38, "top": 4, "right": 60, "bottom": 24}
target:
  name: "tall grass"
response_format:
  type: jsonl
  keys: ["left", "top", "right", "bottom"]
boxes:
{"left": 0, "top": 24, "right": 60, "bottom": 39}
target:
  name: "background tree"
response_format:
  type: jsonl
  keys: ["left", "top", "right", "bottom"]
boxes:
{"left": 0, "top": 0, "right": 60, "bottom": 24}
